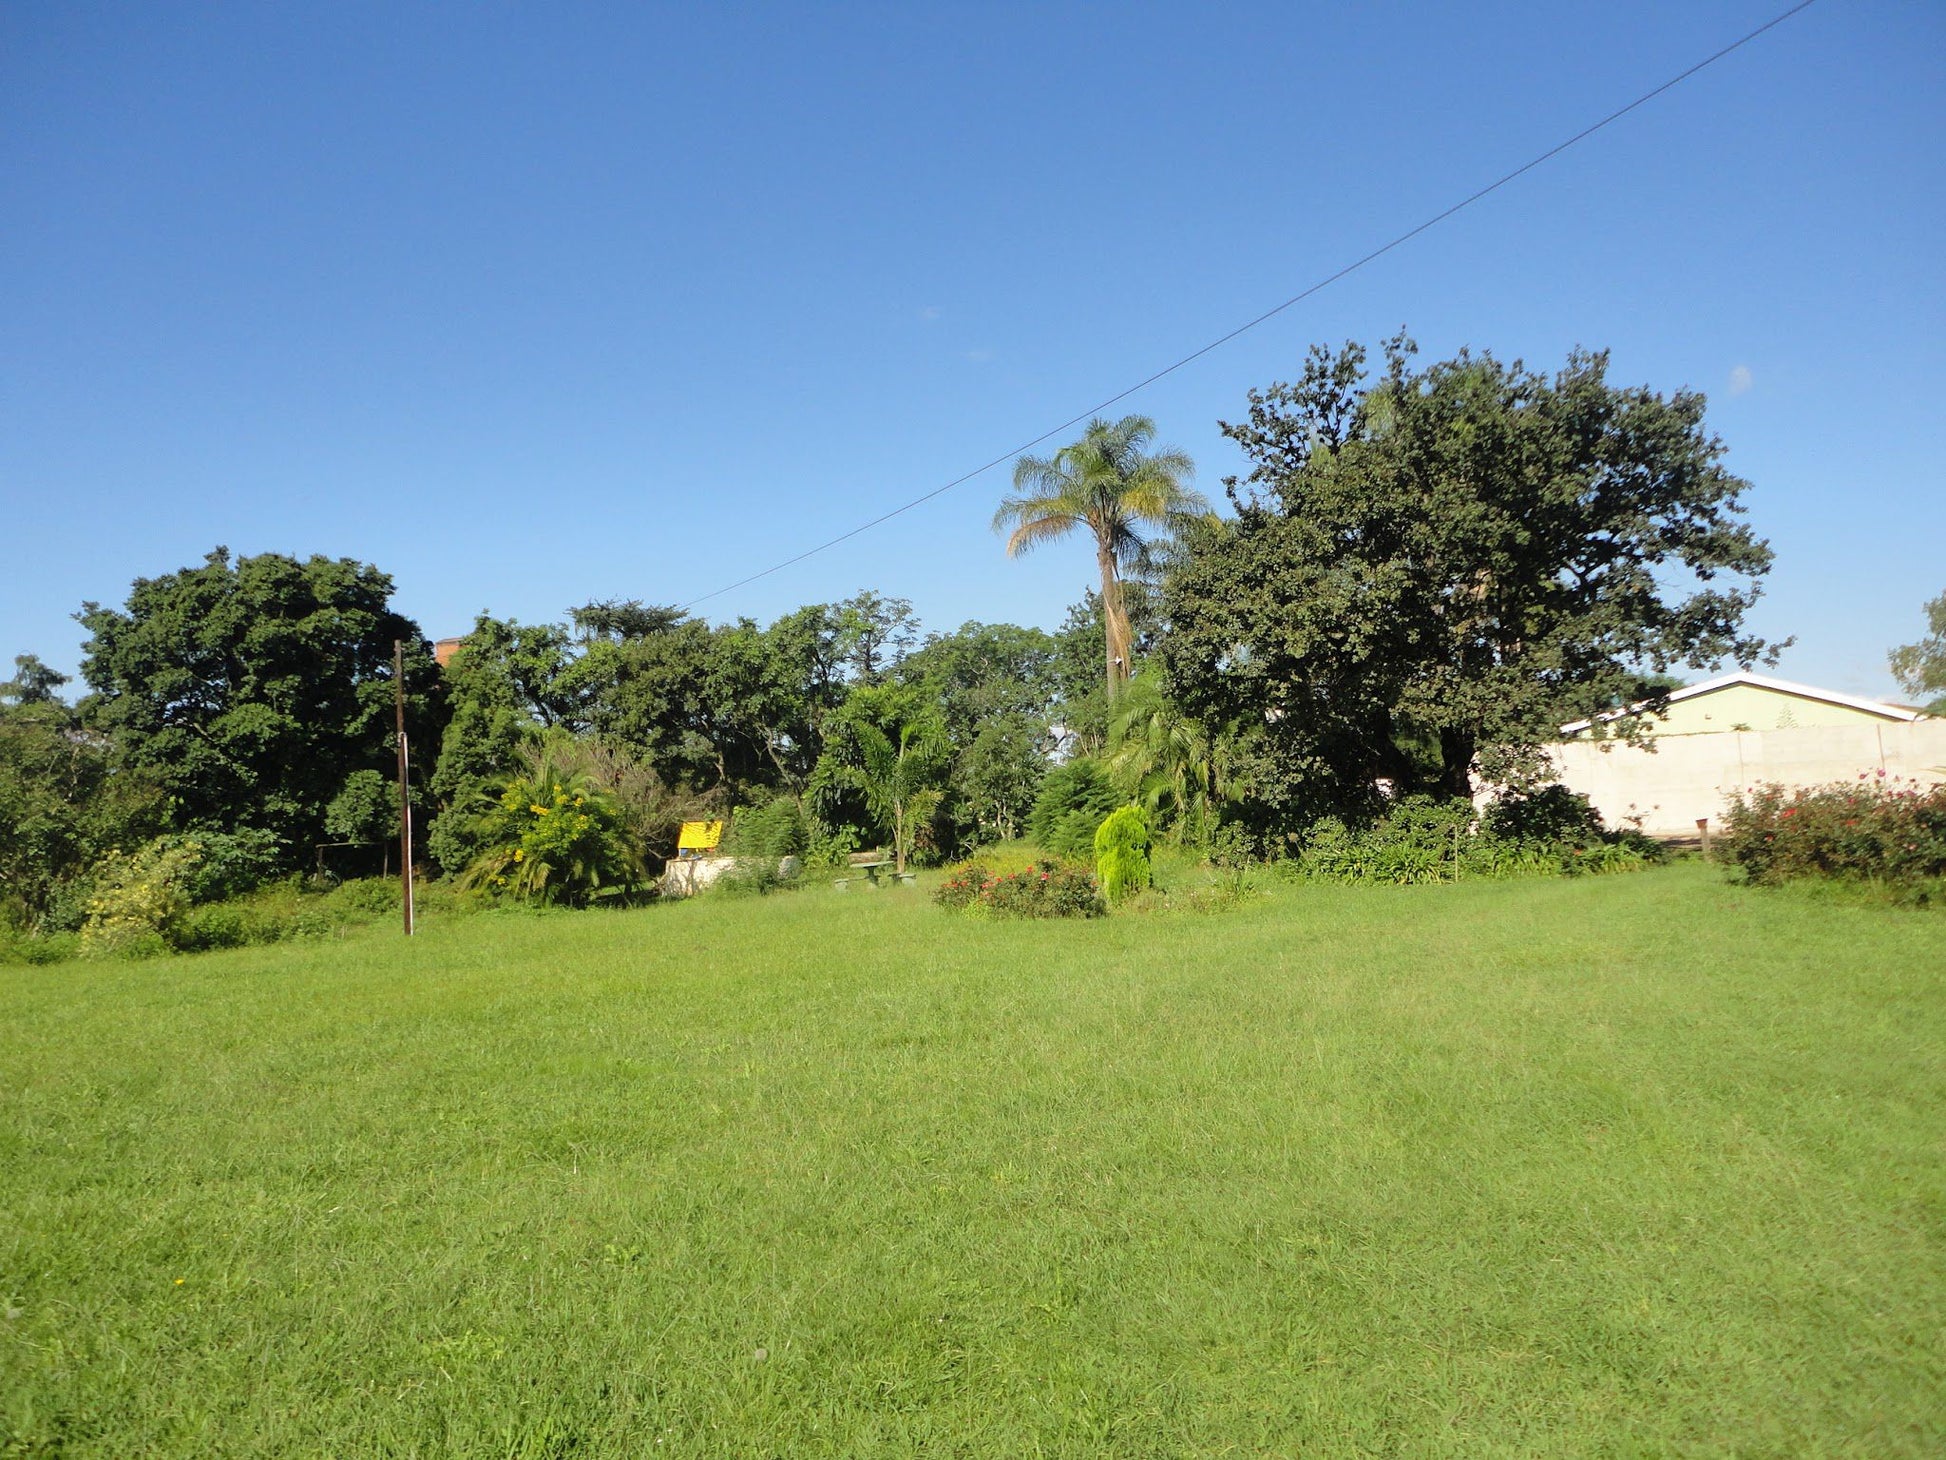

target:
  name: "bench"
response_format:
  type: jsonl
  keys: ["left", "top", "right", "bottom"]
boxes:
{"left": 836, "top": 854, "right": 894, "bottom": 890}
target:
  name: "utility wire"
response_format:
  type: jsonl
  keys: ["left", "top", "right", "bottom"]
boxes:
{"left": 680, "top": 0, "right": 1819, "bottom": 612}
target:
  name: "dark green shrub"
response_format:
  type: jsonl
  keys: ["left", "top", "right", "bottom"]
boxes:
{"left": 1294, "top": 794, "right": 1657, "bottom": 885}
{"left": 725, "top": 798, "right": 808, "bottom": 861}
{"left": 933, "top": 861, "right": 989, "bottom": 911}
{"left": 169, "top": 885, "right": 344, "bottom": 951}
{"left": 708, "top": 799, "right": 810, "bottom": 896}
{"left": 1297, "top": 798, "right": 1477, "bottom": 884}
{"left": 325, "top": 877, "right": 402, "bottom": 915}
{"left": 804, "top": 822, "right": 862, "bottom": 873}
{"left": 459, "top": 755, "right": 643, "bottom": 906}
{"left": 170, "top": 902, "right": 279, "bottom": 952}
{"left": 41, "top": 874, "right": 98, "bottom": 934}
{"left": 711, "top": 860, "right": 784, "bottom": 897}
{"left": 1094, "top": 805, "right": 1152, "bottom": 903}
{"left": 12, "top": 864, "right": 429, "bottom": 962}
{"left": 1206, "top": 822, "right": 1258, "bottom": 896}
{"left": 1028, "top": 759, "right": 1121, "bottom": 859}
{"left": 988, "top": 862, "right": 1104, "bottom": 918}
{"left": 427, "top": 807, "right": 490, "bottom": 879}
{"left": 1720, "top": 776, "right": 1946, "bottom": 891}
{"left": 1482, "top": 786, "right": 1606, "bottom": 846}
{"left": 171, "top": 829, "right": 286, "bottom": 904}
{"left": 324, "top": 770, "right": 398, "bottom": 850}
{"left": 0, "top": 929, "right": 80, "bottom": 965}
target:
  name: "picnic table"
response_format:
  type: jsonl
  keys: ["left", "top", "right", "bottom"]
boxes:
{"left": 834, "top": 855, "right": 910, "bottom": 889}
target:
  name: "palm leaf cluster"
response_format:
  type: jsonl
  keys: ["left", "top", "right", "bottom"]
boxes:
{"left": 827, "top": 720, "right": 948, "bottom": 874}
{"left": 459, "top": 746, "right": 643, "bottom": 905}
{"left": 995, "top": 414, "right": 1204, "bottom": 693}
{"left": 1105, "top": 675, "right": 1227, "bottom": 842}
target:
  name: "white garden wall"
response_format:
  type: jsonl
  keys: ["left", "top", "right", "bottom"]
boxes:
{"left": 1545, "top": 721, "right": 1946, "bottom": 839}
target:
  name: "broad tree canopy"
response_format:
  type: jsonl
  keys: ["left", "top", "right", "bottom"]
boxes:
{"left": 78, "top": 548, "right": 445, "bottom": 860}
{"left": 1163, "top": 337, "right": 1779, "bottom": 832}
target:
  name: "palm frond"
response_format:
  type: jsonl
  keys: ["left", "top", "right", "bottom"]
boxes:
{"left": 1010, "top": 449, "right": 1080, "bottom": 496}
{"left": 1001, "top": 512, "right": 1085, "bottom": 558}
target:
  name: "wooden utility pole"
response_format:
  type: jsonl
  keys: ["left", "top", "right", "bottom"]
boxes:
{"left": 394, "top": 640, "right": 415, "bottom": 936}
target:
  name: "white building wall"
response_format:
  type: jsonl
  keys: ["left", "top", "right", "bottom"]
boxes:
{"left": 1545, "top": 721, "right": 1946, "bottom": 839}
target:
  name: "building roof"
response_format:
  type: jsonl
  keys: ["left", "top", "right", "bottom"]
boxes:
{"left": 1559, "top": 670, "right": 1926, "bottom": 737}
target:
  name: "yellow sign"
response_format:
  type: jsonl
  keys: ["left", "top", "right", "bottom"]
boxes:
{"left": 677, "top": 820, "right": 724, "bottom": 854}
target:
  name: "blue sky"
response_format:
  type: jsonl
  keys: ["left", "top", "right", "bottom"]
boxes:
{"left": 3, "top": 1, "right": 1940, "bottom": 699}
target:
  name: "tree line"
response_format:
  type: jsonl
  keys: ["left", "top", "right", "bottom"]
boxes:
{"left": 5, "top": 335, "right": 1809, "bottom": 927}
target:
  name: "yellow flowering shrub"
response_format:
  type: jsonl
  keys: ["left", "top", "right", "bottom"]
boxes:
{"left": 80, "top": 840, "right": 204, "bottom": 959}
{"left": 458, "top": 757, "right": 641, "bottom": 906}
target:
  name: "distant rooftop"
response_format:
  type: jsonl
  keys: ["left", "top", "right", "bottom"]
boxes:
{"left": 1560, "top": 671, "right": 1926, "bottom": 737}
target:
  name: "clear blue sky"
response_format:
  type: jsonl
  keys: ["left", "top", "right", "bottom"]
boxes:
{"left": 3, "top": 1, "right": 1940, "bottom": 699}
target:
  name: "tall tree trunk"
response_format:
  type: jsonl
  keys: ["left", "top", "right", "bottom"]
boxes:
{"left": 1437, "top": 728, "right": 1476, "bottom": 801}
{"left": 1098, "top": 543, "right": 1130, "bottom": 696}
{"left": 1372, "top": 714, "right": 1422, "bottom": 798}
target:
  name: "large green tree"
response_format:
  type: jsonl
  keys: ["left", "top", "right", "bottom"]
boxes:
{"left": 898, "top": 620, "right": 1059, "bottom": 851}
{"left": 997, "top": 415, "right": 1203, "bottom": 695}
{"left": 898, "top": 620, "right": 1060, "bottom": 752}
{"left": 431, "top": 616, "right": 582, "bottom": 796}
{"left": 1, "top": 659, "right": 164, "bottom": 927}
{"left": 424, "top": 615, "right": 582, "bottom": 873}
{"left": 1163, "top": 338, "right": 1779, "bottom": 832}
{"left": 833, "top": 590, "right": 920, "bottom": 686}
{"left": 77, "top": 548, "right": 445, "bottom": 863}
{"left": 952, "top": 715, "right": 1046, "bottom": 844}
{"left": 577, "top": 615, "right": 808, "bottom": 792}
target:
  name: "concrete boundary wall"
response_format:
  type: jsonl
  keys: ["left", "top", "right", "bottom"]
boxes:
{"left": 1546, "top": 721, "right": 1946, "bottom": 839}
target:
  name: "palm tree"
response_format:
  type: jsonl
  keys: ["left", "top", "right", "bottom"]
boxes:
{"left": 837, "top": 719, "right": 947, "bottom": 875}
{"left": 995, "top": 415, "right": 1204, "bottom": 694}
{"left": 1104, "top": 674, "right": 1228, "bottom": 844}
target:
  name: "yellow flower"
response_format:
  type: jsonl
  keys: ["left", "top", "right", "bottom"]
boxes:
{"left": 512, "top": 849, "right": 525, "bottom": 862}
{"left": 530, "top": 803, "right": 546, "bottom": 815}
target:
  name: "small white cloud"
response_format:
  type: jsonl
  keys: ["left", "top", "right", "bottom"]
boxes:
{"left": 963, "top": 348, "right": 994, "bottom": 364}
{"left": 1728, "top": 364, "right": 1753, "bottom": 396}
{"left": 919, "top": 306, "right": 942, "bottom": 323}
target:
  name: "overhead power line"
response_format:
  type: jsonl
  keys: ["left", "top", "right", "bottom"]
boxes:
{"left": 680, "top": 0, "right": 1819, "bottom": 612}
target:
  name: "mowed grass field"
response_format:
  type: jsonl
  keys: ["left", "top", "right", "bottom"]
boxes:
{"left": 3, "top": 865, "right": 1943, "bottom": 1457}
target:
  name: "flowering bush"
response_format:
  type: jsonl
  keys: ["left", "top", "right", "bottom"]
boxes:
{"left": 1719, "top": 774, "right": 1946, "bottom": 890}
{"left": 458, "top": 753, "right": 642, "bottom": 906}
{"left": 79, "top": 839, "right": 204, "bottom": 958}
{"left": 934, "top": 858, "right": 1104, "bottom": 918}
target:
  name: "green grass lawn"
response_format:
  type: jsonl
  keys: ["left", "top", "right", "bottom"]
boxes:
{"left": 3, "top": 864, "right": 1943, "bottom": 1457}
